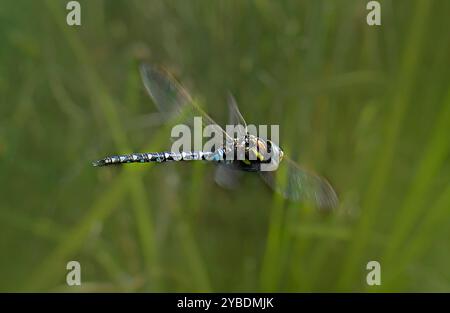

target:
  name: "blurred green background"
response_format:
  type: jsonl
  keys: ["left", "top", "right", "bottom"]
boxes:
{"left": 1, "top": 0, "right": 449, "bottom": 292}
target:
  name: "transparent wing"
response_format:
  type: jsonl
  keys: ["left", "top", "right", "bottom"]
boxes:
{"left": 212, "top": 93, "right": 249, "bottom": 189}
{"left": 140, "top": 64, "right": 232, "bottom": 141}
{"left": 214, "top": 163, "right": 243, "bottom": 190}
{"left": 227, "top": 92, "right": 248, "bottom": 138}
{"left": 259, "top": 157, "right": 339, "bottom": 211}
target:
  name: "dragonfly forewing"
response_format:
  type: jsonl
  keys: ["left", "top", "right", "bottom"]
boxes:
{"left": 140, "top": 64, "right": 233, "bottom": 142}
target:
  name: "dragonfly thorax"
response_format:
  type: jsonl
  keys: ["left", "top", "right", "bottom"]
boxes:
{"left": 221, "top": 134, "right": 283, "bottom": 172}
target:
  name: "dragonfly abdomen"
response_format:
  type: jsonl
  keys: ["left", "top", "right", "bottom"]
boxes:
{"left": 92, "top": 150, "right": 223, "bottom": 167}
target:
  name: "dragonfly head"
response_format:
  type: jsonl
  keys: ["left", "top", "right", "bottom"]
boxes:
{"left": 266, "top": 140, "right": 284, "bottom": 163}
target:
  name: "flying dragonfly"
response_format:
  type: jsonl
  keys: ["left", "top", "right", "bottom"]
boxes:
{"left": 93, "top": 64, "right": 339, "bottom": 210}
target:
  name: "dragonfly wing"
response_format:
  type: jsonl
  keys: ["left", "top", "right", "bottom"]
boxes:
{"left": 140, "top": 63, "right": 192, "bottom": 118}
{"left": 227, "top": 92, "right": 248, "bottom": 138}
{"left": 214, "top": 163, "right": 243, "bottom": 190}
{"left": 259, "top": 158, "right": 339, "bottom": 211}
{"left": 140, "top": 64, "right": 232, "bottom": 141}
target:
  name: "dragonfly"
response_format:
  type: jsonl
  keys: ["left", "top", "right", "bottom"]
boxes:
{"left": 93, "top": 64, "right": 339, "bottom": 210}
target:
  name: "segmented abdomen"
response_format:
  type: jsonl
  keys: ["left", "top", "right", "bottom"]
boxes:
{"left": 92, "top": 150, "right": 224, "bottom": 167}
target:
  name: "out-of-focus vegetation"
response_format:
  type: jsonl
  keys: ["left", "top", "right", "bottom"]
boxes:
{"left": 0, "top": 0, "right": 449, "bottom": 292}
